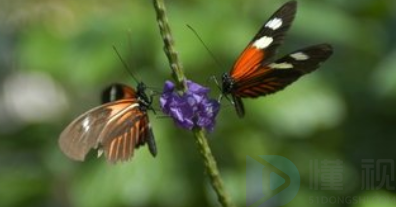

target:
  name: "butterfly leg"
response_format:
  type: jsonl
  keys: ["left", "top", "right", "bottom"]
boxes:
{"left": 217, "top": 93, "right": 223, "bottom": 102}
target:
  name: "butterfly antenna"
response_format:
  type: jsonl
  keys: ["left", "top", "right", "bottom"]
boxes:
{"left": 207, "top": 75, "right": 222, "bottom": 92}
{"left": 187, "top": 25, "right": 226, "bottom": 94}
{"left": 126, "top": 29, "right": 141, "bottom": 80}
{"left": 146, "top": 86, "right": 162, "bottom": 92}
{"left": 187, "top": 24, "right": 225, "bottom": 70}
{"left": 112, "top": 45, "right": 140, "bottom": 84}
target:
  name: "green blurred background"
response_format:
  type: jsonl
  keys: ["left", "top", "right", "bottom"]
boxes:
{"left": 1, "top": 0, "right": 396, "bottom": 207}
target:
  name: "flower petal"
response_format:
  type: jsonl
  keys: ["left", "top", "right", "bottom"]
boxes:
{"left": 160, "top": 80, "right": 220, "bottom": 132}
{"left": 187, "top": 80, "right": 210, "bottom": 94}
{"left": 163, "top": 80, "right": 175, "bottom": 92}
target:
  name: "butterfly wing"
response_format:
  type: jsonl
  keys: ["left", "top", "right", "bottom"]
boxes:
{"left": 102, "top": 83, "right": 137, "bottom": 103}
{"left": 231, "top": 95, "right": 245, "bottom": 118}
{"left": 59, "top": 99, "right": 156, "bottom": 163}
{"left": 99, "top": 102, "right": 156, "bottom": 163}
{"left": 135, "top": 114, "right": 156, "bottom": 153}
{"left": 230, "top": 1, "right": 297, "bottom": 80}
{"left": 234, "top": 44, "right": 333, "bottom": 98}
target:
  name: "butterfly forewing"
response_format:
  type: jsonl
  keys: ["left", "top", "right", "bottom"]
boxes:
{"left": 231, "top": 1, "right": 297, "bottom": 80}
{"left": 102, "top": 83, "right": 138, "bottom": 103}
{"left": 59, "top": 81, "right": 157, "bottom": 163}
{"left": 59, "top": 99, "right": 140, "bottom": 162}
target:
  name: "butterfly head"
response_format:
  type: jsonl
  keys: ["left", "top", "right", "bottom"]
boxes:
{"left": 221, "top": 72, "right": 235, "bottom": 95}
{"left": 136, "top": 82, "right": 154, "bottom": 112}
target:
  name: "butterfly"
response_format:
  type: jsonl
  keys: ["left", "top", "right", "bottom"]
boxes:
{"left": 59, "top": 82, "right": 157, "bottom": 163}
{"left": 221, "top": 0, "right": 333, "bottom": 117}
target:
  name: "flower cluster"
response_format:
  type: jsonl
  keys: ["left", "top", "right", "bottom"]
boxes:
{"left": 160, "top": 80, "right": 220, "bottom": 132}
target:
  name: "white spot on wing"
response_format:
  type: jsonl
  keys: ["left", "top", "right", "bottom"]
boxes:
{"left": 82, "top": 117, "right": 90, "bottom": 132}
{"left": 290, "top": 52, "right": 309, "bottom": 61}
{"left": 265, "top": 18, "right": 283, "bottom": 30}
{"left": 269, "top": 62, "right": 293, "bottom": 69}
{"left": 97, "top": 148, "right": 103, "bottom": 157}
{"left": 110, "top": 86, "right": 117, "bottom": 101}
{"left": 253, "top": 36, "right": 273, "bottom": 49}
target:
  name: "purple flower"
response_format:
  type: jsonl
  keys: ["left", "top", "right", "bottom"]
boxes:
{"left": 160, "top": 80, "right": 220, "bottom": 132}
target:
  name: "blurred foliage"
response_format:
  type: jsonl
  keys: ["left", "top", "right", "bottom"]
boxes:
{"left": 0, "top": 0, "right": 396, "bottom": 207}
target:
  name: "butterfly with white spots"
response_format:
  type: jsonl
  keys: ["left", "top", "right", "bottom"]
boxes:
{"left": 221, "top": 0, "right": 333, "bottom": 117}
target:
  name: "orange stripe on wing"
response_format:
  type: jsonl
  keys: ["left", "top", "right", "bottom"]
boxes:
{"left": 122, "top": 133, "right": 127, "bottom": 160}
{"left": 115, "top": 137, "right": 123, "bottom": 161}
{"left": 231, "top": 46, "right": 264, "bottom": 80}
{"left": 108, "top": 138, "right": 116, "bottom": 161}
{"left": 129, "top": 126, "right": 135, "bottom": 158}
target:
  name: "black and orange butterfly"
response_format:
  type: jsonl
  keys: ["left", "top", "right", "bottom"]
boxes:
{"left": 221, "top": 0, "right": 333, "bottom": 117}
{"left": 59, "top": 82, "right": 157, "bottom": 163}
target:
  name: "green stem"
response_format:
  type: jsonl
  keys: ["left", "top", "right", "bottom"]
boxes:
{"left": 152, "top": 0, "right": 186, "bottom": 92}
{"left": 152, "top": 0, "right": 236, "bottom": 207}
{"left": 193, "top": 128, "right": 236, "bottom": 207}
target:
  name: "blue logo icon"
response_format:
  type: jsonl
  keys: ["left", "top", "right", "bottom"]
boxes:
{"left": 246, "top": 155, "right": 300, "bottom": 207}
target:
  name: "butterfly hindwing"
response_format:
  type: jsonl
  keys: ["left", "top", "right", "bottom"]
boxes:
{"left": 234, "top": 69, "right": 300, "bottom": 98}
{"left": 231, "top": 1, "right": 297, "bottom": 80}
{"left": 270, "top": 44, "right": 333, "bottom": 74}
{"left": 99, "top": 104, "right": 150, "bottom": 163}
{"left": 234, "top": 44, "right": 333, "bottom": 98}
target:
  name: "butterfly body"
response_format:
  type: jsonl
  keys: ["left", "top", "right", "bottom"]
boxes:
{"left": 59, "top": 82, "right": 157, "bottom": 163}
{"left": 221, "top": 1, "right": 333, "bottom": 118}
